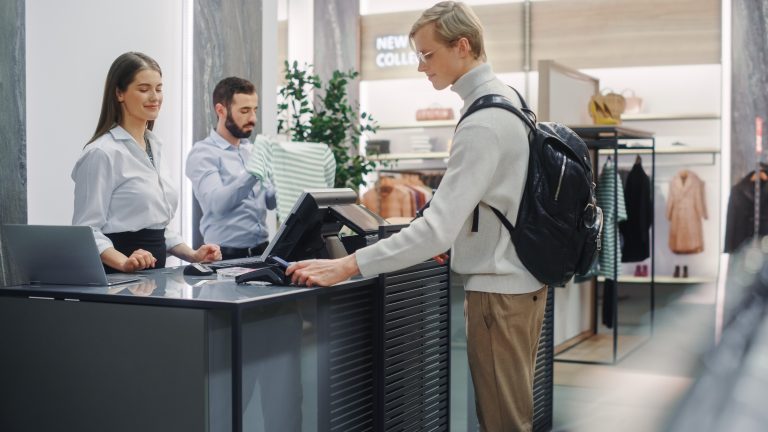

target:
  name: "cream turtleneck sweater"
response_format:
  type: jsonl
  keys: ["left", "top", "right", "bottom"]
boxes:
{"left": 355, "top": 63, "right": 542, "bottom": 294}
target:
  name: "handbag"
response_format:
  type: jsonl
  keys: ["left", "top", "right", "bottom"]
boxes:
{"left": 588, "top": 89, "right": 625, "bottom": 125}
{"left": 601, "top": 89, "right": 626, "bottom": 119}
{"left": 415, "top": 104, "right": 455, "bottom": 121}
{"left": 621, "top": 89, "right": 643, "bottom": 114}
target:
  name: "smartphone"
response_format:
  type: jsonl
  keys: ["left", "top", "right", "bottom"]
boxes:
{"left": 267, "top": 255, "right": 292, "bottom": 269}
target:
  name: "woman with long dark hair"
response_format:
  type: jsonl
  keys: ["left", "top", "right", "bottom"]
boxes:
{"left": 72, "top": 52, "right": 220, "bottom": 273}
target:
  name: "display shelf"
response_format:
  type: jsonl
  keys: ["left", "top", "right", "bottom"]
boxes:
{"left": 377, "top": 120, "right": 456, "bottom": 130}
{"left": 555, "top": 125, "right": 656, "bottom": 366}
{"left": 597, "top": 275, "right": 716, "bottom": 284}
{"left": 366, "top": 152, "right": 449, "bottom": 161}
{"left": 621, "top": 113, "right": 720, "bottom": 122}
{"left": 569, "top": 125, "right": 656, "bottom": 140}
{"left": 598, "top": 146, "right": 720, "bottom": 155}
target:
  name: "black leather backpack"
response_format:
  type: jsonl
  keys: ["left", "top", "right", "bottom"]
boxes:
{"left": 459, "top": 88, "right": 603, "bottom": 287}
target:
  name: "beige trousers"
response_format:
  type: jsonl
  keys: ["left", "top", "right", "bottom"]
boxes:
{"left": 465, "top": 286, "right": 548, "bottom": 432}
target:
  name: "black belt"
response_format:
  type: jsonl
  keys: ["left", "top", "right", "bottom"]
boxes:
{"left": 219, "top": 241, "right": 269, "bottom": 260}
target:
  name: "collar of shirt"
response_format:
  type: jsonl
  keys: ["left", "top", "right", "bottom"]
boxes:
{"left": 209, "top": 128, "right": 250, "bottom": 150}
{"left": 108, "top": 125, "right": 162, "bottom": 167}
{"left": 109, "top": 125, "right": 160, "bottom": 145}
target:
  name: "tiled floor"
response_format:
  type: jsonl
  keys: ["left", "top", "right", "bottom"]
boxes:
{"left": 552, "top": 283, "right": 717, "bottom": 431}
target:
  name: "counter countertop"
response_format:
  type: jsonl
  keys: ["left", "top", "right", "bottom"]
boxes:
{"left": 0, "top": 265, "right": 375, "bottom": 309}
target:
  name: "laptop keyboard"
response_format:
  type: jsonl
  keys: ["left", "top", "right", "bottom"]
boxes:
{"left": 207, "top": 256, "right": 265, "bottom": 270}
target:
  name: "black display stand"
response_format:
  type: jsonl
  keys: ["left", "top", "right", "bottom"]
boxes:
{"left": 555, "top": 125, "right": 656, "bottom": 365}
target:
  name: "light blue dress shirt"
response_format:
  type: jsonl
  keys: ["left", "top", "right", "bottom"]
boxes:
{"left": 186, "top": 129, "right": 276, "bottom": 248}
{"left": 71, "top": 126, "right": 184, "bottom": 254}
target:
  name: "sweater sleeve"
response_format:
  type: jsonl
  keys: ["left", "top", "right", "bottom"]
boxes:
{"left": 355, "top": 122, "right": 501, "bottom": 277}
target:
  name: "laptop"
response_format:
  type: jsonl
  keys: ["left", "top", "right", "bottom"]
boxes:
{"left": 2, "top": 224, "right": 142, "bottom": 286}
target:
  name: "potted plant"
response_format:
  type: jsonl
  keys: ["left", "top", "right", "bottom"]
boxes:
{"left": 277, "top": 61, "right": 383, "bottom": 193}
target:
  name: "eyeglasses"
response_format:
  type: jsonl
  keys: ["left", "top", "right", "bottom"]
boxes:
{"left": 416, "top": 46, "right": 442, "bottom": 64}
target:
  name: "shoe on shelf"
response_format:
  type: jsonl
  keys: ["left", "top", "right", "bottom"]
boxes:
{"left": 673, "top": 265, "right": 680, "bottom": 278}
{"left": 683, "top": 265, "right": 689, "bottom": 279}
{"left": 642, "top": 264, "right": 649, "bottom": 277}
{"left": 634, "top": 265, "right": 643, "bottom": 277}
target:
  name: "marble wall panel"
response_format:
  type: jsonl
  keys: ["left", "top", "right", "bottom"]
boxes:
{"left": 0, "top": 0, "right": 26, "bottom": 286}
{"left": 192, "top": 0, "right": 264, "bottom": 246}
{"left": 731, "top": 1, "right": 768, "bottom": 185}
{"left": 314, "top": 0, "right": 360, "bottom": 151}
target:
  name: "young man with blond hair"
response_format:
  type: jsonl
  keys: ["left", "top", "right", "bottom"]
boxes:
{"left": 288, "top": 3, "right": 545, "bottom": 430}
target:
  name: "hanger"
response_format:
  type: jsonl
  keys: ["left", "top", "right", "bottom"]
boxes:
{"left": 751, "top": 169, "right": 768, "bottom": 182}
{"left": 602, "top": 155, "right": 612, "bottom": 170}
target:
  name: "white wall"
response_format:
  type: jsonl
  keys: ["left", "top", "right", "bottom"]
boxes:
{"left": 26, "top": 0, "right": 184, "bottom": 233}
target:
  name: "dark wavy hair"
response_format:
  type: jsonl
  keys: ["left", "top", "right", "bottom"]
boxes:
{"left": 87, "top": 52, "right": 162, "bottom": 145}
{"left": 212, "top": 76, "right": 256, "bottom": 112}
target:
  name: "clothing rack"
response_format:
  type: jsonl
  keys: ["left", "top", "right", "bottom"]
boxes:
{"left": 377, "top": 169, "right": 445, "bottom": 190}
{"left": 556, "top": 125, "right": 656, "bottom": 365}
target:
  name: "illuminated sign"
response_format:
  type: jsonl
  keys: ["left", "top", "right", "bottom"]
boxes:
{"left": 375, "top": 34, "right": 418, "bottom": 69}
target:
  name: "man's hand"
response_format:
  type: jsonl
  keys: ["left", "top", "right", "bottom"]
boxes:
{"left": 121, "top": 249, "right": 157, "bottom": 273}
{"left": 194, "top": 244, "right": 222, "bottom": 262}
{"left": 433, "top": 253, "right": 449, "bottom": 265}
{"left": 286, "top": 254, "right": 360, "bottom": 287}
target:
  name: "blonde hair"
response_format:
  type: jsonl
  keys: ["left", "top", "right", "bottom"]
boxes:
{"left": 409, "top": 1, "right": 486, "bottom": 61}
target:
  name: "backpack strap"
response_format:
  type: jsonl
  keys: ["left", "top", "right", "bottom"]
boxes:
{"left": 490, "top": 206, "right": 516, "bottom": 238}
{"left": 458, "top": 94, "right": 536, "bottom": 133}
{"left": 509, "top": 86, "right": 529, "bottom": 110}
{"left": 457, "top": 90, "right": 533, "bottom": 235}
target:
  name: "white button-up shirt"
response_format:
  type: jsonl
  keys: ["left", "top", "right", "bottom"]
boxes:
{"left": 71, "top": 126, "right": 184, "bottom": 254}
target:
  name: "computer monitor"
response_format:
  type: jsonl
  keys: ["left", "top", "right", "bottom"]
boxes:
{"left": 261, "top": 188, "right": 388, "bottom": 262}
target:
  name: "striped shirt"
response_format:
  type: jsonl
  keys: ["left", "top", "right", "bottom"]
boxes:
{"left": 247, "top": 136, "right": 336, "bottom": 221}
{"left": 596, "top": 162, "right": 627, "bottom": 278}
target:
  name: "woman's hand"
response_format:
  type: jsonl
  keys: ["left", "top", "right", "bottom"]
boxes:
{"left": 121, "top": 249, "right": 157, "bottom": 272}
{"left": 193, "top": 244, "right": 221, "bottom": 262}
{"left": 127, "top": 279, "right": 157, "bottom": 296}
{"left": 286, "top": 254, "right": 360, "bottom": 287}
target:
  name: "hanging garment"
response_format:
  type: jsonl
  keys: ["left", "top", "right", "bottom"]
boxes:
{"left": 724, "top": 170, "right": 768, "bottom": 252}
{"left": 666, "top": 170, "right": 708, "bottom": 254}
{"left": 247, "top": 137, "right": 336, "bottom": 222}
{"left": 619, "top": 159, "right": 653, "bottom": 262}
{"left": 362, "top": 177, "right": 415, "bottom": 218}
{"left": 596, "top": 161, "right": 627, "bottom": 277}
{"left": 602, "top": 278, "right": 616, "bottom": 329}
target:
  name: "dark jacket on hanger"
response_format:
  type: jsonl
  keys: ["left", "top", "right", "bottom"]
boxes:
{"left": 620, "top": 160, "right": 653, "bottom": 262}
{"left": 724, "top": 171, "right": 768, "bottom": 253}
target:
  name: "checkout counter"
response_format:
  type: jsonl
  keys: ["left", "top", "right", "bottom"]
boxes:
{"left": 0, "top": 189, "right": 552, "bottom": 432}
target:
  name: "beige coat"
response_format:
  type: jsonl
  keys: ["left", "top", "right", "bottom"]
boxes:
{"left": 362, "top": 177, "right": 415, "bottom": 218}
{"left": 666, "top": 170, "right": 708, "bottom": 254}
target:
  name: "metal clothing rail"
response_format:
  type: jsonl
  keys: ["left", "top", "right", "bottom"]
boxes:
{"left": 555, "top": 125, "right": 656, "bottom": 365}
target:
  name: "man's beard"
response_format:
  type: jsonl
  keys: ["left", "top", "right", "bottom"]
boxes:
{"left": 225, "top": 111, "right": 254, "bottom": 139}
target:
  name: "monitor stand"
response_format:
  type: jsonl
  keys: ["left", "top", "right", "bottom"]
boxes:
{"left": 324, "top": 235, "right": 349, "bottom": 259}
